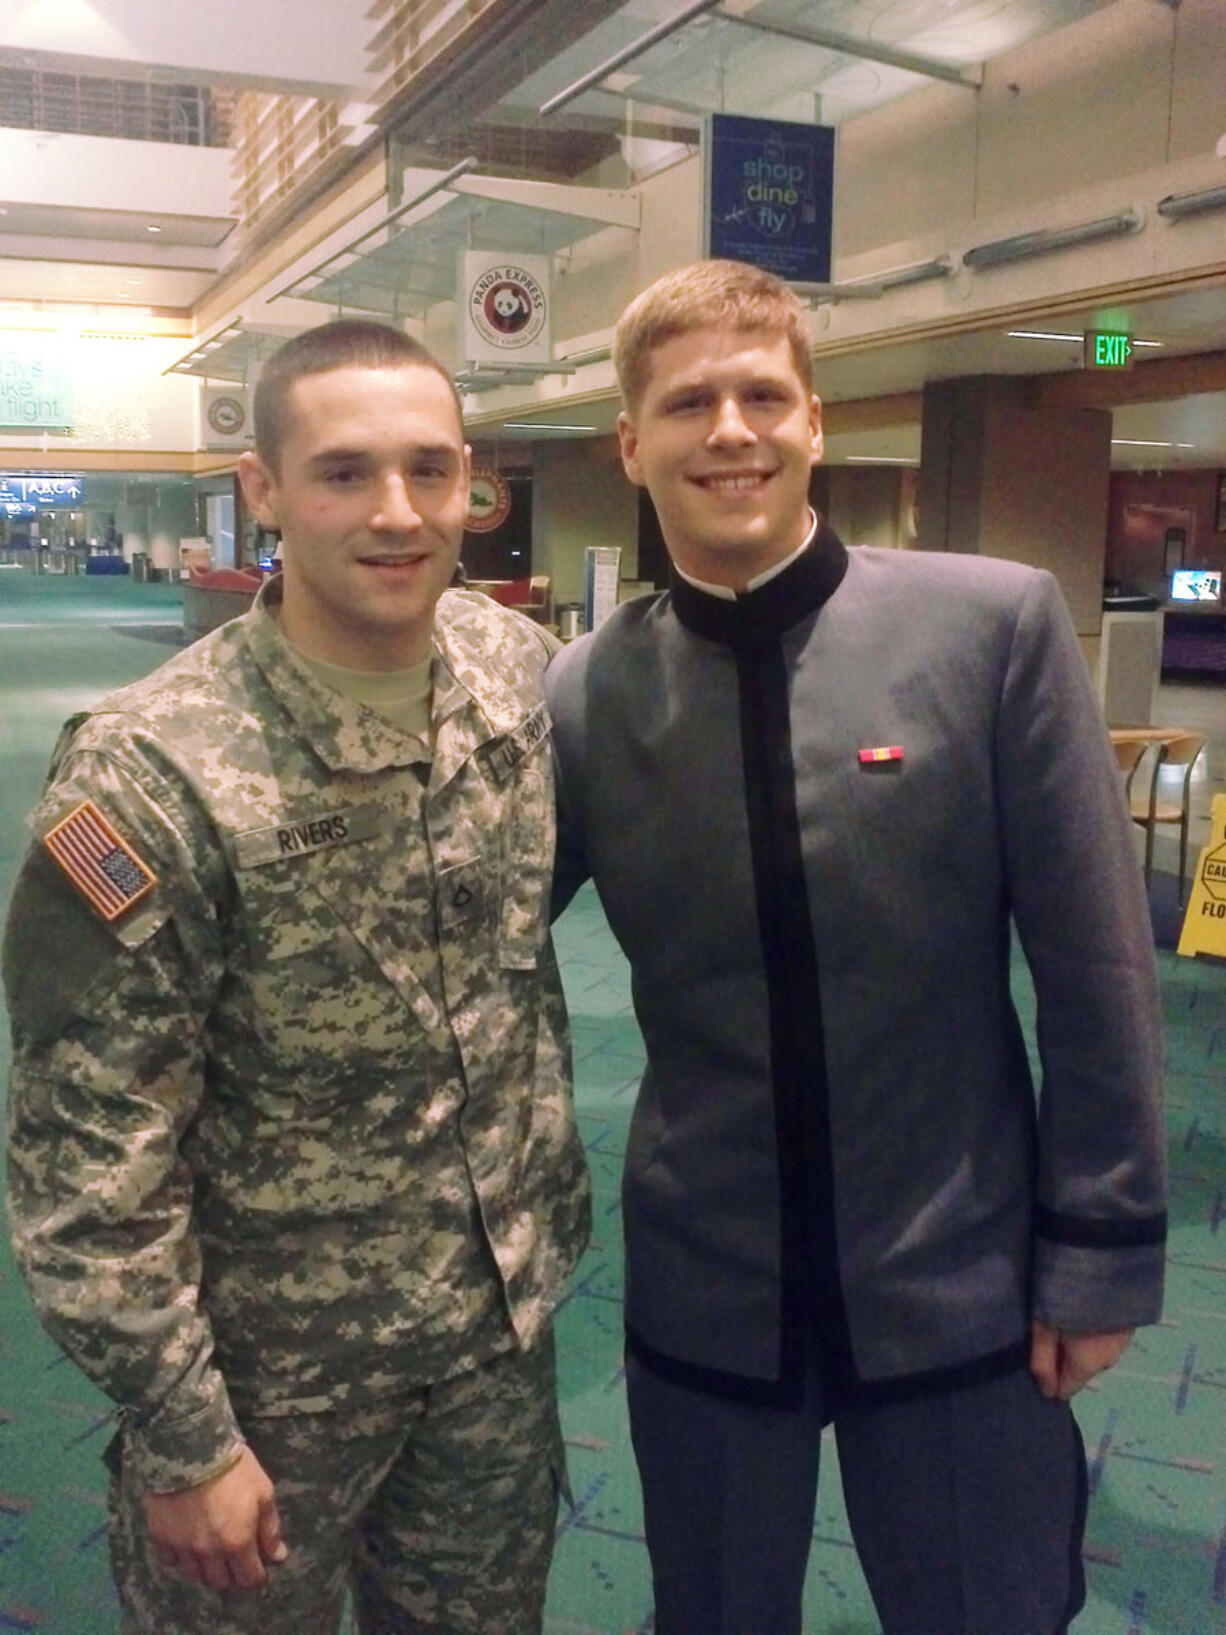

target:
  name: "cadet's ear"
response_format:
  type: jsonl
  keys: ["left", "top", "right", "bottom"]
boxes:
{"left": 237, "top": 450, "right": 280, "bottom": 531}
{"left": 618, "top": 411, "right": 646, "bottom": 487}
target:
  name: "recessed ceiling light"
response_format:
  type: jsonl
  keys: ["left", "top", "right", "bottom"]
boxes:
{"left": 1007, "top": 328, "right": 1162, "bottom": 347}
{"left": 502, "top": 421, "right": 598, "bottom": 432}
{"left": 1007, "top": 330, "right": 1082, "bottom": 343}
{"left": 1111, "top": 438, "right": 1195, "bottom": 448}
{"left": 146, "top": 224, "right": 162, "bottom": 234}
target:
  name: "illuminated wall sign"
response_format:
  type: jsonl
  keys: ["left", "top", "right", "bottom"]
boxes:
{"left": 1083, "top": 331, "right": 1134, "bottom": 370}
{"left": 0, "top": 474, "right": 85, "bottom": 517}
{"left": 705, "top": 113, "right": 835, "bottom": 284}
{"left": 0, "top": 336, "right": 74, "bottom": 432}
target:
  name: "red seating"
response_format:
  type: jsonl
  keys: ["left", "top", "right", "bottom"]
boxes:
{"left": 188, "top": 566, "right": 264, "bottom": 593}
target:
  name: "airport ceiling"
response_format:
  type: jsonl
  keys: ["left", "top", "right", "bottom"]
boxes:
{"left": 487, "top": 0, "right": 1113, "bottom": 132}
{"left": 1, "top": 0, "right": 1222, "bottom": 469}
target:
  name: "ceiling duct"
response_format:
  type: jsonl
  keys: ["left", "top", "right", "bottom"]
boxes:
{"left": 1156, "top": 184, "right": 1226, "bottom": 221}
{"left": 962, "top": 209, "right": 1141, "bottom": 271}
{"left": 796, "top": 257, "right": 954, "bottom": 303}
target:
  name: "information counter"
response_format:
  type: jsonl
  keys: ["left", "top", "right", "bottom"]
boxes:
{"left": 1161, "top": 607, "right": 1226, "bottom": 678}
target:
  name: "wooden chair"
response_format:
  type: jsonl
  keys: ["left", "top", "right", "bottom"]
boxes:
{"left": 1130, "top": 732, "right": 1206, "bottom": 904}
{"left": 1112, "top": 738, "right": 1148, "bottom": 801}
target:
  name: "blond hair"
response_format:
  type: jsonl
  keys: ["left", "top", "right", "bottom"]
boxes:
{"left": 613, "top": 259, "right": 813, "bottom": 412}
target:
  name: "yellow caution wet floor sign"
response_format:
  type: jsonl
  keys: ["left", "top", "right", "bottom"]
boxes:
{"left": 1178, "top": 793, "right": 1226, "bottom": 958}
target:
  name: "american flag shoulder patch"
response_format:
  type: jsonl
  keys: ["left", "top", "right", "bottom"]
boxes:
{"left": 42, "top": 799, "right": 158, "bottom": 922}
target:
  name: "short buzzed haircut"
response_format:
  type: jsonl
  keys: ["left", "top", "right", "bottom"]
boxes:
{"left": 253, "top": 319, "right": 463, "bottom": 470}
{"left": 614, "top": 259, "right": 813, "bottom": 414}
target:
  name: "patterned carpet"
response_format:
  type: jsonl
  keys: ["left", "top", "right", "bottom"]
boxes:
{"left": 0, "top": 572, "right": 1223, "bottom": 1633}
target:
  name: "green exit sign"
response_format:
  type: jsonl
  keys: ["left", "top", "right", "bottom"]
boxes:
{"left": 1084, "top": 331, "right": 1134, "bottom": 370}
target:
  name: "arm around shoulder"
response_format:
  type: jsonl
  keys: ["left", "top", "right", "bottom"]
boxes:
{"left": 544, "top": 639, "right": 592, "bottom": 918}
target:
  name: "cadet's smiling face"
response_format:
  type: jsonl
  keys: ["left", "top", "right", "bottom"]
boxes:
{"left": 618, "top": 327, "right": 822, "bottom": 591}
{"left": 239, "top": 363, "right": 471, "bottom": 670}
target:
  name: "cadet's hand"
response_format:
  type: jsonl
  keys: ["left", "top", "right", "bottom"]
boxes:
{"left": 144, "top": 1446, "right": 288, "bottom": 1590}
{"left": 1029, "top": 1320, "right": 1133, "bottom": 1400}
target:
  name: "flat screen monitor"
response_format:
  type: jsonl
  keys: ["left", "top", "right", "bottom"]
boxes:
{"left": 1170, "top": 568, "right": 1222, "bottom": 604}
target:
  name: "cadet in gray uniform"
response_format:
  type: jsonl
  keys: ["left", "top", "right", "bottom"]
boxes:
{"left": 545, "top": 261, "right": 1166, "bottom": 1635}
{"left": 4, "top": 320, "right": 590, "bottom": 1634}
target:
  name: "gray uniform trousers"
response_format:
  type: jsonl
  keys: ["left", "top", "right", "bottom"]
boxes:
{"left": 626, "top": 1346, "right": 1087, "bottom": 1635}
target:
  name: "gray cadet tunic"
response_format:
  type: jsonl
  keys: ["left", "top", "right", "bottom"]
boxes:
{"left": 4, "top": 579, "right": 590, "bottom": 1492}
{"left": 546, "top": 525, "right": 1165, "bottom": 1411}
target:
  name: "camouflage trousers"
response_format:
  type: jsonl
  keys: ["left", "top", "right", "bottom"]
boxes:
{"left": 107, "top": 1332, "right": 565, "bottom": 1634}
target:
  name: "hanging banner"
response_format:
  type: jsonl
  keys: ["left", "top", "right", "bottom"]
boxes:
{"left": 0, "top": 334, "right": 74, "bottom": 433}
{"left": 460, "top": 251, "right": 552, "bottom": 368}
{"left": 704, "top": 113, "right": 835, "bottom": 284}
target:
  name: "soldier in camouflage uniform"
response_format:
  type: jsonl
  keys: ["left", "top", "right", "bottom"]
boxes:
{"left": 3, "top": 320, "right": 590, "bottom": 1634}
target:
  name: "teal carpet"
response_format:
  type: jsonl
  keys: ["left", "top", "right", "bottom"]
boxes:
{"left": 1, "top": 572, "right": 1224, "bottom": 1633}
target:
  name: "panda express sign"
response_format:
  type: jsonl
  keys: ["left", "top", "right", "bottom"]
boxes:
{"left": 461, "top": 251, "right": 552, "bottom": 368}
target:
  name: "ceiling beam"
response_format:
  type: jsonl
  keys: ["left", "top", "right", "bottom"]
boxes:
{"left": 0, "top": 2, "right": 370, "bottom": 99}
{"left": 754, "top": 352, "right": 1226, "bottom": 437}
{"left": 451, "top": 173, "right": 641, "bottom": 230}
{"left": 822, "top": 393, "right": 923, "bottom": 434}
{"left": 713, "top": 7, "right": 981, "bottom": 89}
{"left": 1030, "top": 349, "right": 1226, "bottom": 409}
{"left": 539, "top": 0, "right": 723, "bottom": 117}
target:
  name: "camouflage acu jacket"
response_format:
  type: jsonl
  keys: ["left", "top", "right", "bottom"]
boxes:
{"left": 3, "top": 581, "right": 590, "bottom": 1493}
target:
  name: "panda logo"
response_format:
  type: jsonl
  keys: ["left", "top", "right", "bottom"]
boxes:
{"left": 469, "top": 264, "right": 547, "bottom": 352}
{"left": 486, "top": 283, "right": 531, "bottom": 334}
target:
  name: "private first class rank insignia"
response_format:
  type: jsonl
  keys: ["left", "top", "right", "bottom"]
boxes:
{"left": 42, "top": 799, "right": 158, "bottom": 921}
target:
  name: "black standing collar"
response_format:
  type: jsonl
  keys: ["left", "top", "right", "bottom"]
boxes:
{"left": 668, "top": 520, "right": 849, "bottom": 649}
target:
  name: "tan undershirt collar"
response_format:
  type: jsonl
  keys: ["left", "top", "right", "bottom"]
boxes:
{"left": 289, "top": 643, "right": 434, "bottom": 743}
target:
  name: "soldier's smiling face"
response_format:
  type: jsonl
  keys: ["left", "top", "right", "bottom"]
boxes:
{"left": 239, "top": 363, "right": 471, "bottom": 670}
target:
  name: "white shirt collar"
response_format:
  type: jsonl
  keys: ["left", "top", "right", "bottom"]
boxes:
{"left": 672, "top": 509, "right": 819, "bottom": 601}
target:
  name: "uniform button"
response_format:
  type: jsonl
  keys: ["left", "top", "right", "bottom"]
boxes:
{"left": 452, "top": 884, "right": 474, "bottom": 908}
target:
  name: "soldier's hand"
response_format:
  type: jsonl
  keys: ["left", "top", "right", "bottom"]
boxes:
{"left": 144, "top": 1446, "right": 288, "bottom": 1591}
